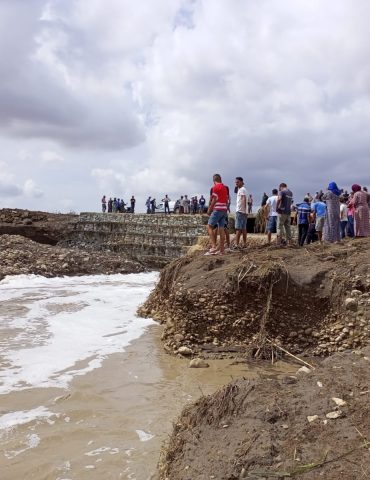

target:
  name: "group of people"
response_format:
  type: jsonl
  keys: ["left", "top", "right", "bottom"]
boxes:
{"left": 145, "top": 195, "right": 208, "bottom": 214}
{"left": 101, "top": 195, "right": 136, "bottom": 213}
{"left": 101, "top": 177, "right": 369, "bottom": 255}
{"left": 205, "top": 175, "right": 370, "bottom": 255}
{"left": 263, "top": 182, "right": 370, "bottom": 247}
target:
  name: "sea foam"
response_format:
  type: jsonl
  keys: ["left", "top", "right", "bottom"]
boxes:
{"left": 0, "top": 272, "right": 157, "bottom": 394}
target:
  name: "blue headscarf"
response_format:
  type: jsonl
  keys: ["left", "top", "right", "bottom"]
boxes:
{"left": 328, "top": 182, "right": 341, "bottom": 196}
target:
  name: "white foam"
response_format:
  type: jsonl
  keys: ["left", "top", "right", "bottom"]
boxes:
{"left": 4, "top": 433, "right": 41, "bottom": 459}
{"left": 135, "top": 429, "right": 155, "bottom": 442}
{"left": 0, "top": 273, "right": 158, "bottom": 394}
{"left": 0, "top": 406, "right": 54, "bottom": 430}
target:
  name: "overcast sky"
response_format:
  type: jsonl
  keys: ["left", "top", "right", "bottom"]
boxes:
{"left": 0, "top": 0, "right": 369, "bottom": 213}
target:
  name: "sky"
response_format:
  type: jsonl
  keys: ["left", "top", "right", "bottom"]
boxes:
{"left": 0, "top": 0, "right": 369, "bottom": 213}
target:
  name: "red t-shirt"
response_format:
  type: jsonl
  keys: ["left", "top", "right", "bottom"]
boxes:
{"left": 211, "top": 183, "right": 228, "bottom": 211}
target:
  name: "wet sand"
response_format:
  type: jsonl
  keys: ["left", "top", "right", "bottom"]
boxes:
{"left": 0, "top": 325, "right": 296, "bottom": 480}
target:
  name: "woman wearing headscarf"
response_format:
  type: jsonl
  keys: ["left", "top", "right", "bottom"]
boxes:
{"left": 322, "top": 182, "right": 341, "bottom": 243}
{"left": 349, "top": 184, "right": 370, "bottom": 237}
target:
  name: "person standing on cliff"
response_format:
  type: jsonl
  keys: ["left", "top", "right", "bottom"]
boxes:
{"left": 205, "top": 174, "right": 228, "bottom": 255}
{"left": 108, "top": 197, "right": 113, "bottom": 213}
{"left": 162, "top": 195, "right": 171, "bottom": 214}
{"left": 247, "top": 194, "right": 253, "bottom": 214}
{"left": 199, "top": 195, "right": 206, "bottom": 213}
{"left": 101, "top": 195, "right": 107, "bottom": 213}
{"left": 264, "top": 188, "right": 278, "bottom": 244}
{"left": 150, "top": 198, "right": 156, "bottom": 214}
{"left": 130, "top": 196, "right": 136, "bottom": 213}
{"left": 276, "top": 183, "right": 293, "bottom": 246}
{"left": 233, "top": 177, "right": 248, "bottom": 248}
{"left": 184, "top": 195, "right": 190, "bottom": 214}
{"left": 146, "top": 196, "right": 151, "bottom": 214}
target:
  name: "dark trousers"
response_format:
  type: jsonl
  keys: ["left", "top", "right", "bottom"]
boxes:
{"left": 306, "top": 223, "right": 316, "bottom": 244}
{"left": 340, "top": 220, "right": 348, "bottom": 239}
{"left": 347, "top": 216, "right": 354, "bottom": 237}
{"left": 164, "top": 203, "right": 170, "bottom": 214}
{"left": 298, "top": 223, "right": 309, "bottom": 246}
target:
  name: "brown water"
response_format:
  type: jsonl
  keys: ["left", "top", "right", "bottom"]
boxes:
{"left": 0, "top": 325, "right": 296, "bottom": 480}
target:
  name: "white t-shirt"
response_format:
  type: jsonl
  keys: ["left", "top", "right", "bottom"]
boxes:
{"left": 266, "top": 195, "right": 278, "bottom": 217}
{"left": 236, "top": 186, "right": 248, "bottom": 213}
{"left": 340, "top": 204, "right": 348, "bottom": 221}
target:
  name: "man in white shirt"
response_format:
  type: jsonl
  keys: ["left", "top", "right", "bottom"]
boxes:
{"left": 264, "top": 188, "right": 279, "bottom": 244}
{"left": 233, "top": 177, "right": 248, "bottom": 248}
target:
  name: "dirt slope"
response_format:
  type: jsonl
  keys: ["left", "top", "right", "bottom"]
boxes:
{"left": 159, "top": 348, "right": 370, "bottom": 480}
{"left": 139, "top": 239, "right": 370, "bottom": 357}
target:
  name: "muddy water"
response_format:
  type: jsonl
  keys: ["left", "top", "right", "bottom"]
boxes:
{"left": 0, "top": 274, "right": 295, "bottom": 480}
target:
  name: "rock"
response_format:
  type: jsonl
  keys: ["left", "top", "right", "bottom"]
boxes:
{"left": 307, "top": 415, "right": 319, "bottom": 423}
{"left": 174, "top": 334, "right": 185, "bottom": 343}
{"left": 297, "top": 366, "right": 311, "bottom": 374}
{"left": 178, "top": 346, "right": 193, "bottom": 356}
{"left": 351, "top": 289, "right": 362, "bottom": 296}
{"left": 345, "top": 298, "right": 358, "bottom": 312}
{"left": 332, "top": 397, "right": 346, "bottom": 407}
{"left": 326, "top": 410, "right": 342, "bottom": 419}
{"left": 317, "top": 381, "right": 323, "bottom": 388}
{"left": 189, "top": 358, "right": 209, "bottom": 368}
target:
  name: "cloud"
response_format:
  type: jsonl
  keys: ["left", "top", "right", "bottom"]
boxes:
{"left": 0, "top": 0, "right": 146, "bottom": 150}
{"left": 0, "top": 162, "right": 43, "bottom": 198}
{"left": 0, "top": 172, "right": 23, "bottom": 197}
{"left": 1, "top": 0, "right": 370, "bottom": 212}
{"left": 40, "top": 150, "right": 64, "bottom": 164}
{"left": 23, "top": 179, "right": 44, "bottom": 198}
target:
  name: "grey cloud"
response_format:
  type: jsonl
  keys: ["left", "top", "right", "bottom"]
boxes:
{"left": 0, "top": 1, "right": 145, "bottom": 150}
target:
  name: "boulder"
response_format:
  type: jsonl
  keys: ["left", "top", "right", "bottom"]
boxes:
{"left": 345, "top": 298, "right": 358, "bottom": 312}
{"left": 189, "top": 358, "right": 210, "bottom": 368}
{"left": 178, "top": 346, "right": 193, "bottom": 356}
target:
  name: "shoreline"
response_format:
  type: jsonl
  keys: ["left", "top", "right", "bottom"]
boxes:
{"left": 0, "top": 311, "right": 297, "bottom": 480}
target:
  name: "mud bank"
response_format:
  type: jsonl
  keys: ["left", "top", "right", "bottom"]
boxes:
{"left": 0, "top": 234, "right": 144, "bottom": 280}
{"left": 139, "top": 239, "right": 370, "bottom": 357}
{"left": 159, "top": 348, "right": 370, "bottom": 480}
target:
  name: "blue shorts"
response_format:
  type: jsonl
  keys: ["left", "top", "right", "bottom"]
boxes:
{"left": 235, "top": 212, "right": 247, "bottom": 230}
{"left": 208, "top": 210, "right": 227, "bottom": 228}
{"left": 267, "top": 216, "right": 277, "bottom": 233}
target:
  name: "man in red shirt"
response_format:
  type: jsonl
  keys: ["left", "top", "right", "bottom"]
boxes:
{"left": 205, "top": 173, "right": 229, "bottom": 255}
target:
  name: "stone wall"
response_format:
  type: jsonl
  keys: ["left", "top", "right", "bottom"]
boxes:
{"left": 64, "top": 213, "right": 210, "bottom": 267}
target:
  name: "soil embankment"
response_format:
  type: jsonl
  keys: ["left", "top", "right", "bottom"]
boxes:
{"left": 0, "top": 234, "right": 144, "bottom": 280}
{"left": 139, "top": 239, "right": 370, "bottom": 357}
{"left": 0, "top": 208, "right": 76, "bottom": 245}
{"left": 159, "top": 348, "right": 370, "bottom": 480}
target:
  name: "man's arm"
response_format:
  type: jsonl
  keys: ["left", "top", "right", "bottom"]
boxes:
{"left": 207, "top": 194, "right": 217, "bottom": 214}
{"left": 240, "top": 193, "right": 247, "bottom": 212}
{"left": 276, "top": 192, "right": 282, "bottom": 210}
{"left": 264, "top": 200, "right": 270, "bottom": 218}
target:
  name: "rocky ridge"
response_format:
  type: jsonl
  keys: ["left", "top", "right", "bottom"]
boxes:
{"left": 0, "top": 234, "right": 144, "bottom": 280}
{"left": 0, "top": 208, "right": 76, "bottom": 245}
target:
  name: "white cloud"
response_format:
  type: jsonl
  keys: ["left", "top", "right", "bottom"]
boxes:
{"left": 40, "top": 150, "right": 64, "bottom": 164}
{"left": 23, "top": 179, "right": 44, "bottom": 198}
